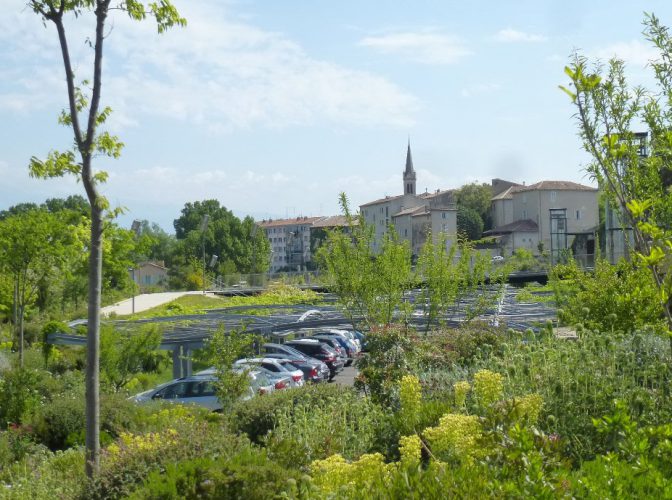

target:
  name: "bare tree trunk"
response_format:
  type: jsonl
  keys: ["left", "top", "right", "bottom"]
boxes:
{"left": 12, "top": 280, "right": 20, "bottom": 362}
{"left": 18, "top": 304, "right": 24, "bottom": 369}
{"left": 85, "top": 203, "right": 103, "bottom": 476}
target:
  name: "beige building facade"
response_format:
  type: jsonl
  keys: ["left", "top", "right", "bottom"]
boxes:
{"left": 487, "top": 179, "right": 598, "bottom": 259}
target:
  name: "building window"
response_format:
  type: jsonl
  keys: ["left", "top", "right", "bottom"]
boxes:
{"left": 404, "top": 229, "right": 408, "bottom": 237}
{"left": 522, "top": 210, "right": 527, "bottom": 219}
{"left": 550, "top": 191, "right": 557, "bottom": 202}
{"left": 576, "top": 210, "right": 581, "bottom": 220}
{"left": 442, "top": 212, "right": 446, "bottom": 219}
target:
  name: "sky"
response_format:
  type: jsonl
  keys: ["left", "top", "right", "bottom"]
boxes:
{"left": 1, "top": 0, "right": 671, "bottom": 233}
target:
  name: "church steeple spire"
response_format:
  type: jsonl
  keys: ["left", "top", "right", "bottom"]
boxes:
{"left": 403, "top": 139, "right": 416, "bottom": 195}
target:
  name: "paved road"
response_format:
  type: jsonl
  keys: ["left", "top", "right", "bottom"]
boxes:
{"left": 332, "top": 364, "right": 358, "bottom": 387}
{"left": 101, "top": 291, "right": 217, "bottom": 317}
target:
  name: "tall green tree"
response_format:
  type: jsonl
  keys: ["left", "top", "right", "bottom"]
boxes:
{"left": 456, "top": 205, "right": 484, "bottom": 241}
{"left": 26, "top": 0, "right": 185, "bottom": 476}
{"left": 0, "top": 210, "right": 68, "bottom": 366}
{"left": 455, "top": 182, "right": 493, "bottom": 230}
{"left": 173, "top": 200, "right": 270, "bottom": 277}
{"left": 561, "top": 13, "right": 672, "bottom": 336}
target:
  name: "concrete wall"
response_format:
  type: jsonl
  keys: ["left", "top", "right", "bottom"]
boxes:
{"left": 136, "top": 265, "right": 168, "bottom": 287}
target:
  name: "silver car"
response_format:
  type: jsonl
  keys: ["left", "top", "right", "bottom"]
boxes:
{"left": 132, "top": 370, "right": 274, "bottom": 411}
{"left": 234, "top": 357, "right": 304, "bottom": 388}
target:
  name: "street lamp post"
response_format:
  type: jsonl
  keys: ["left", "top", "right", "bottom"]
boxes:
{"left": 128, "top": 267, "right": 136, "bottom": 314}
{"left": 200, "top": 215, "right": 210, "bottom": 294}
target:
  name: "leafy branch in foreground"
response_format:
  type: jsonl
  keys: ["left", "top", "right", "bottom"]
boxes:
{"left": 561, "top": 13, "right": 672, "bottom": 336}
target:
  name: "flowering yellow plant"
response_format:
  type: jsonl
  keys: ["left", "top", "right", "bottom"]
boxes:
{"left": 311, "top": 452, "right": 390, "bottom": 496}
{"left": 147, "top": 406, "right": 196, "bottom": 428}
{"left": 423, "top": 413, "right": 482, "bottom": 463}
{"left": 105, "top": 429, "right": 178, "bottom": 464}
{"left": 399, "top": 374, "right": 422, "bottom": 429}
{"left": 512, "top": 394, "right": 544, "bottom": 424}
{"left": 453, "top": 380, "right": 471, "bottom": 409}
{"left": 473, "top": 370, "right": 503, "bottom": 407}
{"left": 399, "top": 434, "right": 422, "bottom": 467}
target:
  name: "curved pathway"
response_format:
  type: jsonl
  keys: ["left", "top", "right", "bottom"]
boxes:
{"left": 101, "top": 291, "right": 216, "bottom": 317}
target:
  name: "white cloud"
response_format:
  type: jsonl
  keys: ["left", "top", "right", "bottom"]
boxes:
{"left": 593, "top": 40, "right": 659, "bottom": 67}
{"left": 0, "top": 1, "right": 420, "bottom": 131}
{"left": 359, "top": 31, "right": 470, "bottom": 65}
{"left": 460, "top": 83, "right": 501, "bottom": 98}
{"left": 109, "top": 165, "right": 294, "bottom": 206}
{"left": 494, "top": 28, "right": 547, "bottom": 43}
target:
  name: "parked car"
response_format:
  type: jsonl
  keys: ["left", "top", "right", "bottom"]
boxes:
{"left": 305, "top": 335, "right": 349, "bottom": 365}
{"left": 234, "top": 358, "right": 304, "bottom": 388}
{"left": 196, "top": 367, "right": 277, "bottom": 397}
{"left": 261, "top": 343, "right": 330, "bottom": 383}
{"left": 309, "top": 333, "right": 357, "bottom": 366}
{"left": 285, "top": 339, "right": 345, "bottom": 379}
{"left": 131, "top": 370, "right": 273, "bottom": 411}
{"left": 232, "top": 362, "right": 293, "bottom": 391}
{"left": 324, "top": 329, "right": 361, "bottom": 352}
{"left": 352, "top": 330, "right": 368, "bottom": 351}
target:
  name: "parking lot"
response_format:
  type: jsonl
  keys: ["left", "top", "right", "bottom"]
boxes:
{"left": 331, "top": 363, "right": 357, "bottom": 387}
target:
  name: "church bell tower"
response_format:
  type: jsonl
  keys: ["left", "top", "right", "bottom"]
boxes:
{"left": 403, "top": 140, "right": 416, "bottom": 195}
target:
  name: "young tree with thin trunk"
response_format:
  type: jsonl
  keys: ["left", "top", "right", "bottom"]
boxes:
{"left": 26, "top": 0, "right": 185, "bottom": 477}
{"left": 0, "top": 209, "right": 67, "bottom": 366}
{"left": 561, "top": 13, "right": 672, "bottom": 336}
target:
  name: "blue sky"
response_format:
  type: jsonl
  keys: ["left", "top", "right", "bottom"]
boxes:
{"left": 1, "top": 0, "right": 670, "bottom": 232}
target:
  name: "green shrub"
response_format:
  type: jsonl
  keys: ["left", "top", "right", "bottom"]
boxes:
{"left": 229, "top": 383, "right": 353, "bottom": 443}
{"left": 416, "top": 322, "right": 506, "bottom": 370}
{"left": 0, "top": 447, "right": 86, "bottom": 499}
{"left": 355, "top": 325, "right": 415, "bottom": 407}
{"left": 551, "top": 259, "right": 665, "bottom": 334}
{"left": 0, "top": 426, "right": 45, "bottom": 470}
{"left": 263, "top": 389, "right": 387, "bottom": 466}
{"left": 128, "top": 449, "right": 302, "bottom": 500}
{"left": 88, "top": 410, "right": 246, "bottom": 500}
{"left": 0, "top": 368, "right": 42, "bottom": 428}
{"left": 477, "top": 332, "right": 672, "bottom": 462}
{"left": 30, "top": 392, "right": 142, "bottom": 450}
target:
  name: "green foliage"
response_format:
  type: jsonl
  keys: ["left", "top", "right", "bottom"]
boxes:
{"left": 201, "top": 327, "right": 258, "bottom": 407}
{"left": 29, "top": 393, "right": 138, "bottom": 451}
{"left": 0, "top": 368, "right": 42, "bottom": 428}
{"left": 318, "top": 193, "right": 412, "bottom": 328}
{"left": 456, "top": 205, "right": 484, "bottom": 240}
{"left": 417, "top": 237, "right": 500, "bottom": 331}
{"left": 455, "top": 181, "right": 492, "bottom": 231}
{"left": 415, "top": 322, "right": 507, "bottom": 372}
{"left": 128, "top": 450, "right": 300, "bottom": 500}
{"left": 172, "top": 199, "right": 270, "bottom": 277}
{"left": 551, "top": 258, "right": 665, "bottom": 334}
{"left": 0, "top": 448, "right": 86, "bottom": 499}
{"left": 0, "top": 209, "right": 71, "bottom": 361}
{"left": 85, "top": 406, "right": 241, "bottom": 499}
{"left": 563, "top": 13, "right": 672, "bottom": 333}
{"left": 100, "top": 324, "right": 163, "bottom": 392}
{"left": 230, "top": 383, "right": 352, "bottom": 441}
{"left": 510, "top": 247, "right": 537, "bottom": 271}
{"left": 479, "top": 331, "right": 672, "bottom": 462}
{"left": 264, "top": 387, "right": 387, "bottom": 466}
{"left": 355, "top": 325, "right": 415, "bottom": 406}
